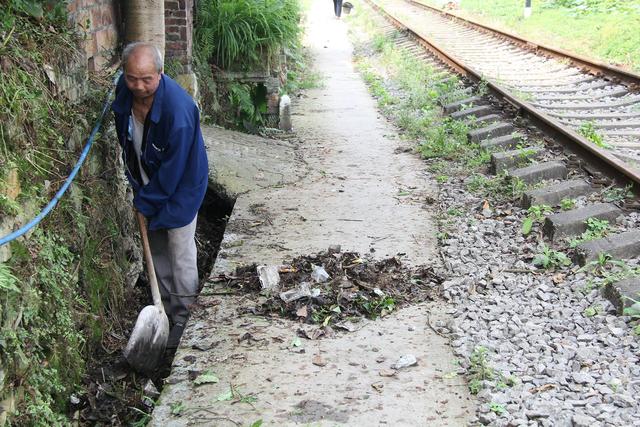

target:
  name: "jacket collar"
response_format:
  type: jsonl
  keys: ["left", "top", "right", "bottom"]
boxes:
{"left": 111, "top": 74, "right": 166, "bottom": 124}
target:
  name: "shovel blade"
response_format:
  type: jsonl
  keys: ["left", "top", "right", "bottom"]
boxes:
{"left": 124, "top": 305, "right": 170, "bottom": 374}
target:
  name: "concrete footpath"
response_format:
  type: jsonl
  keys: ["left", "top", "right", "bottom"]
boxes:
{"left": 150, "top": 0, "right": 475, "bottom": 425}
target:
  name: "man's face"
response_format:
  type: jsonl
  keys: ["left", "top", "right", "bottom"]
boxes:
{"left": 124, "top": 50, "right": 161, "bottom": 101}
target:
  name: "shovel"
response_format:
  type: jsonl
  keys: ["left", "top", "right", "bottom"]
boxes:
{"left": 123, "top": 211, "right": 170, "bottom": 374}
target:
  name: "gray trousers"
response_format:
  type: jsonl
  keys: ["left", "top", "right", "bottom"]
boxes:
{"left": 147, "top": 215, "right": 198, "bottom": 325}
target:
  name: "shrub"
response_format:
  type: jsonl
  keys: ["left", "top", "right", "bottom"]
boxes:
{"left": 195, "top": 0, "right": 301, "bottom": 71}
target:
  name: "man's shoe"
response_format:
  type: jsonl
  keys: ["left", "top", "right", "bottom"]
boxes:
{"left": 166, "top": 322, "right": 185, "bottom": 349}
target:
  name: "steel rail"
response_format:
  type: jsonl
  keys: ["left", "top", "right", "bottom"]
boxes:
{"left": 364, "top": 0, "right": 640, "bottom": 188}
{"left": 408, "top": 0, "right": 640, "bottom": 90}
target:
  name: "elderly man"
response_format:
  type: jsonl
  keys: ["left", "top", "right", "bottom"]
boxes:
{"left": 112, "top": 42, "right": 209, "bottom": 349}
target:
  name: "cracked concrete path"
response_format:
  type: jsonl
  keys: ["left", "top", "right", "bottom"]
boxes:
{"left": 150, "top": 0, "right": 475, "bottom": 425}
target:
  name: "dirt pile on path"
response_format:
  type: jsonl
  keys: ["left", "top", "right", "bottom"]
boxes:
{"left": 211, "top": 250, "right": 442, "bottom": 330}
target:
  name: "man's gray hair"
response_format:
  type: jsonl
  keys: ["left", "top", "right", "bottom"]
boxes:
{"left": 122, "top": 42, "right": 163, "bottom": 72}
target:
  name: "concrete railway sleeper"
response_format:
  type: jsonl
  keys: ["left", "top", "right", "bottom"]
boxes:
{"left": 353, "top": 2, "right": 640, "bottom": 423}
{"left": 365, "top": 0, "right": 640, "bottom": 325}
{"left": 367, "top": 0, "right": 640, "bottom": 184}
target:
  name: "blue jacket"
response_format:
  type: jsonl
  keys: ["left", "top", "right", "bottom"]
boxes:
{"left": 112, "top": 74, "right": 209, "bottom": 230}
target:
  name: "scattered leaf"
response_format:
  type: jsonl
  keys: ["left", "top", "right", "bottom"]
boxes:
{"left": 521, "top": 217, "right": 533, "bottom": 235}
{"left": 194, "top": 370, "right": 219, "bottom": 385}
{"left": 312, "top": 355, "right": 327, "bottom": 367}
{"left": 217, "top": 389, "right": 233, "bottom": 402}
{"left": 171, "top": 401, "right": 186, "bottom": 416}
{"left": 379, "top": 369, "right": 396, "bottom": 377}
{"left": 371, "top": 382, "right": 384, "bottom": 392}
{"left": 552, "top": 273, "right": 566, "bottom": 284}
{"left": 296, "top": 305, "right": 308, "bottom": 318}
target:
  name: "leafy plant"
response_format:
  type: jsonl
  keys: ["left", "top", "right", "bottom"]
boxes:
{"left": 569, "top": 217, "right": 610, "bottom": 247}
{"left": 560, "top": 198, "right": 575, "bottom": 210}
{"left": 521, "top": 204, "right": 552, "bottom": 235}
{"left": 467, "top": 346, "right": 495, "bottom": 394}
{"left": 0, "top": 262, "right": 20, "bottom": 294}
{"left": 602, "top": 185, "right": 633, "bottom": 203}
{"left": 533, "top": 245, "right": 571, "bottom": 269}
{"left": 580, "top": 253, "right": 629, "bottom": 276}
{"left": 227, "top": 82, "right": 268, "bottom": 130}
{"left": 578, "top": 121, "right": 609, "bottom": 148}
{"left": 489, "top": 402, "right": 506, "bottom": 415}
{"left": 171, "top": 401, "right": 186, "bottom": 416}
{"left": 195, "top": 0, "right": 301, "bottom": 70}
{"left": 583, "top": 304, "right": 602, "bottom": 317}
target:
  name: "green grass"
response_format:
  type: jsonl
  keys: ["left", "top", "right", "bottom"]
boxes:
{"left": 422, "top": 0, "right": 640, "bottom": 72}
{"left": 194, "top": 0, "right": 301, "bottom": 71}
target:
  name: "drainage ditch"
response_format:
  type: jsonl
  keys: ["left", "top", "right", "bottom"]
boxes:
{"left": 73, "top": 185, "right": 235, "bottom": 425}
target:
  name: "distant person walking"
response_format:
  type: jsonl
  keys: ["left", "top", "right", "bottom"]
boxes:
{"left": 333, "top": 0, "right": 343, "bottom": 17}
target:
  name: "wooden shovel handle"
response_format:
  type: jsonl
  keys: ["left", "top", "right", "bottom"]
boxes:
{"left": 136, "top": 211, "right": 164, "bottom": 311}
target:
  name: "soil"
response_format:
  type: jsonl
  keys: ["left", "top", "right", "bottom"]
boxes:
{"left": 71, "top": 188, "right": 232, "bottom": 425}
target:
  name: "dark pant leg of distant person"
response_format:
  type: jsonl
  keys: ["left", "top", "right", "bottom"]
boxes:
{"left": 333, "top": 0, "right": 343, "bottom": 17}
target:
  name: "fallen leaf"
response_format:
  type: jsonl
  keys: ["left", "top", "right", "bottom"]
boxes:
{"left": 312, "top": 355, "right": 327, "bottom": 367}
{"left": 296, "top": 305, "right": 308, "bottom": 318}
{"left": 482, "top": 200, "right": 490, "bottom": 210}
{"left": 552, "top": 273, "right": 566, "bottom": 284}
{"left": 194, "top": 370, "right": 219, "bottom": 385}
{"left": 530, "top": 383, "right": 556, "bottom": 394}
{"left": 217, "top": 388, "right": 234, "bottom": 401}
{"left": 171, "top": 401, "right": 186, "bottom": 415}
{"left": 371, "top": 382, "right": 384, "bottom": 392}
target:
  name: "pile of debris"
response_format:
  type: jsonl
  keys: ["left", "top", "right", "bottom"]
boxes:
{"left": 215, "top": 248, "right": 441, "bottom": 327}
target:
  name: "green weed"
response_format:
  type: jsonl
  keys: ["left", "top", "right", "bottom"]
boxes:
{"left": 560, "top": 198, "right": 576, "bottom": 210}
{"left": 578, "top": 121, "right": 609, "bottom": 148}
{"left": 533, "top": 245, "right": 572, "bottom": 269}
{"left": 521, "top": 204, "right": 552, "bottom": 235}
{"left": 602, "top": 185, "right": 633, "bottom": 203}
{"left": 194, "top": 0, "right": 300, "bottom": 70}
{"left": 569, "top": 217, "right": 610, "bottom": 247}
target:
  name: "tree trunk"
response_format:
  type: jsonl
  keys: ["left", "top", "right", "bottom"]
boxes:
{"left": 124, "top": 0, "right": 165, "bottom": 60}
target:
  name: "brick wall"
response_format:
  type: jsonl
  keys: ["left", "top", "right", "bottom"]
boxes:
{"left": 165, "top": 0, "right": 194, "bottom": 74}
{"left": 65, "top": 0, "right": 194, "bottom": 75}
{"left": 67, "top": 0, "right": 122, "bottom": 72}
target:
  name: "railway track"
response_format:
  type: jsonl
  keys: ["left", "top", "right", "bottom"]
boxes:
{"left": 358, "top": 0, "right": 640, "bottom": 316}
{"left": 367, "top": 0, "right": 640, "bottom": 180}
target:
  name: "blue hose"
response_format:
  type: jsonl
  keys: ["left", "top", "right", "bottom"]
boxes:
{"left": 0, "top": 71, "right": 121, "bottom": 247}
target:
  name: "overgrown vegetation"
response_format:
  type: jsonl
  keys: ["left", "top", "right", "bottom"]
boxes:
{"left": 1, "top": 2, "right": 131, "bottom": 424}
{"left": 194, "top": 0, "right": 301, "bottom": 71}
{"left": 193, "top": 0, "right": 314, "bottom": 130}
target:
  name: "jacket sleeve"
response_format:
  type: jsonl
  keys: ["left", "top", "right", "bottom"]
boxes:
{"left": 133, "top": 125, "right": 193, "bottom": 218}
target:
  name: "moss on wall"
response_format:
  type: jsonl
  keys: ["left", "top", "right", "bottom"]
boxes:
{"left": 0, "top": 4, "right": 134, "bottom": 424}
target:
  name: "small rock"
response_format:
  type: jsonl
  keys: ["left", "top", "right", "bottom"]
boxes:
{"left": 572, "top": 372, "right": 595, "bottom": 384}
{"left": 572, "top": 414, "right": 597, "bottom": 427}
{"left": 392, "top": 354, "right": 417, "bottom": 370}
